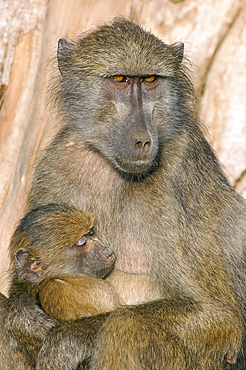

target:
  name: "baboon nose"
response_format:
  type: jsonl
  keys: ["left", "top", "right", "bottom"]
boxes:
{"left": 100, "top": 248, "right": 115, "bottom": 262}
{"left": 135, "top": 138, "right": 151, "bottom": 152}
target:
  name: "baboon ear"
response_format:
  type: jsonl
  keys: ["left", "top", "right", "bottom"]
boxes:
{"left": 172, "top": 43, "right": 184, "bottom": 63}
{"left": 57, "top": 38, "right": 75, "bottom": 75}
{"left": 15, "top": 248, "right": 44, "bottom": 283}
{"left": 15, "top": 248, "right": 30, "bottom": 267}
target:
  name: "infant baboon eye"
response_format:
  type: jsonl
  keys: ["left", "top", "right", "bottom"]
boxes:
{"left": 112, "top": 75, "right": 128, "bottom": 83}
{"left": 142, "top": 76, "right": 156, "bottom": 83}
{"left": 76, "top": 236, "right": 87, "bottom": 246}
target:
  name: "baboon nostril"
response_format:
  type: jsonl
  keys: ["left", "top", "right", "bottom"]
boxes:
{"left": 144, "top": 140, "right": 151, "bottom": 150}
{"left": 100, "top": 248, "right": 115, "bottom": 261}
{"left": 135, "top": 139, "right": 151, "bottom": 151}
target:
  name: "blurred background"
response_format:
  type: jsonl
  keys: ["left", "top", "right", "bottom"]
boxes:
{"left": 0, "top": 0, "right": 245, "bottom": 295}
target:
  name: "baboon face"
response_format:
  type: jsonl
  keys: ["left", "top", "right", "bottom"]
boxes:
{"left": 56, "top": 19, "right": 188, "bottom": 178}
{"left": 69, "top": 233, "right": 116, "bottom": 278}
{"left": 15, "top": 234, "right": 115, "bottom": 283}
{"left": 13, "top": 204, "right": 116, "bottom": 283}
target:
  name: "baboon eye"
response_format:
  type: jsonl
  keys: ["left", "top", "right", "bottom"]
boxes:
{"left": 112, "top": 75, "right": 128, "bottom": 83}
{"left": 143, "top": 76, "right": 156, "bottom": 83}
{"left": 76, "top": 236, "right": 87, "bottom": 246}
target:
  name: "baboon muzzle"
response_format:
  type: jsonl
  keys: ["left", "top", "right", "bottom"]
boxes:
{"left": 113, "top": 124, "right": 158, "bottom": 175}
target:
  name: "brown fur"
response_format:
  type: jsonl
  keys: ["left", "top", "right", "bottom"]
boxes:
{"left": 39, "top": 275, "right": 121, "bottom": 321}
{"left": 0, "top": 292, "right": 32, "bottom": 370}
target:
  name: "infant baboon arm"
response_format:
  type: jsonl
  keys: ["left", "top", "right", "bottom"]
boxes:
{"left": 39, "top": 276, "right": 122, "bottom": 321}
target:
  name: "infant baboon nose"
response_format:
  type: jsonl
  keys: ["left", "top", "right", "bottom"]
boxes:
{"left": 100, "top": 248, "right": 115, "bottom": 262}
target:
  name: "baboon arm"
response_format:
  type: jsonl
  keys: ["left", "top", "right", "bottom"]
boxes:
{"left": 36, "top": 298, "right": 242, "bottom": 370}
{"left": 39, "top": 277, "right": 121, "bottom": 321}
{"left": 36, "top": 312, "right": 109, "bottom": 370}
{"left": 5, "top": 287, "right": 58, "bottom": 367}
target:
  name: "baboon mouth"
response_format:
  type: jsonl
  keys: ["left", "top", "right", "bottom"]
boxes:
{"left": 114, "top": 158, "right": 154, "bottom": 175}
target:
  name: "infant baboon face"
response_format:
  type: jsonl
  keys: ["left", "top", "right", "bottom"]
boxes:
{"left": 72, "top": 232, "right": 116, "bottom": 278}
{"left": 13, "top": 204, "right": 116, "bottom": 282}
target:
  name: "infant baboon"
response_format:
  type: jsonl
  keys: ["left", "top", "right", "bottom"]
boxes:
{"left": 6, "top": 203, "right": 120, "bottom": 367}
{"left": 14, "top": 203, "right": 120, "bottom": 321}
{"left": 8, "top": 17, "right": 246, "bottom": 370}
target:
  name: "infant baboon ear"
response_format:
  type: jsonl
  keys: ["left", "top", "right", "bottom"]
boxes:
{"left": 15, "top": 248, "right": 29, "bottom": 267}
{"left": 15, "top": 248, "right": 44, "bottom": 284}
{"left": 57, "top": 38, "right": 75, "bottom": 75}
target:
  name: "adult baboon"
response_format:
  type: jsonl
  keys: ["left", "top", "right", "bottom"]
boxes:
{"left": 9, "top": 18, "right": 246, "bottom": 369}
